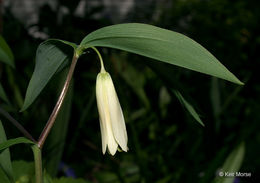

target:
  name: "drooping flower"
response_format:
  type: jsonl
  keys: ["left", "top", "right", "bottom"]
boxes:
{"left": 96, "top": 70, "right": 128, "bottom": 155}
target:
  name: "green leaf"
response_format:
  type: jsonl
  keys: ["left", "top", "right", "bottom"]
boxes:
{"left": 59, "top": 40, "right": 78, "bottom": 50}
{"left": 173, "top": 90, "right": 204, "bottom": 126}
{"left": 200, "top": 147, "right": 228, "bottom": 183}
{"left": 12, "top": 160, "right": 53, "bottom": 183}
{"left": 12, "top": 160, "right": 34, "bottom": 183}
{"left": 80, "top": 23, "right": 243, "bottom": 85}
{"left": 213, "top": 142, "right": 245, "bottom": 183}
{"left": 0, "top": 137, "right": 35, "bottom": 153}
{"left": 0, "top": 35, "right": 15, "bottom": 68}
{"left": 0, "top": 120, "right": 14, "bottom": 183}
{"left": 21, "top": 39, "right": 74, "bottom": 111}
{"left": 114, "top": 53, "right": 150, "bottom": 108}
{"left": 155, "top": 175, "right": 172, "bottom": 183}
{"left": 0, "top": 83, "right": 10, "bottom": 104}
{"left": 95, "top": 171, "right": 119, "bottom": 183}
{"left": 53, "top": 177, "right": 91, "bottom": 183}
{"left": 0, "top": 167, "right": 11, "bottom": 183}
{"left": 43, "top": 172, "right": 54, "bottom": 183}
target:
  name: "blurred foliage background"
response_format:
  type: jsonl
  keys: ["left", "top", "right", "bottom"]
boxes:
{"left": 0, "top": 0, "right": 259, "bottom": 182}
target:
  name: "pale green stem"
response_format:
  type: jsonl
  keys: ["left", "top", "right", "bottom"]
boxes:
{"left": 32, "top": 145, "right": 42, "bottom": 183}
{"left": 91, "top": 47, "right": 106, "bottom": 73}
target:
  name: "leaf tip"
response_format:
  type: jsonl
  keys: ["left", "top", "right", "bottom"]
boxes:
{"left": 200, "top": 121, "right": 205, "bottom": 127}
{"left": 20, "top": 104, "right": 28, "bottom": 112}
{"left": 233, "top": 78, "right": 244, "bottom": 86}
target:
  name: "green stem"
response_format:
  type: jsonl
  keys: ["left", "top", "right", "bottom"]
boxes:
{"left": 37, "top": 52, "right": 79, "bottom": 149}
{"left": 91, "top": 47, "right": 106, "bottom": 73}
{"left": 32, "top": 145, "right": 43, "bottom": 183}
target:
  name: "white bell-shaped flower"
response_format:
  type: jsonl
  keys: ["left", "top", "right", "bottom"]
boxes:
{"left": 96, "top": 71, "right": 128, "bottom": 155}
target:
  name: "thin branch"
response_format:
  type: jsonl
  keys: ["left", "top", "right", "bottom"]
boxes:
{"left": 37, "top": 53, "right": 79, "bottom": 149}
{"left": 0, "top": 107, "right": 36, "bottom": 143}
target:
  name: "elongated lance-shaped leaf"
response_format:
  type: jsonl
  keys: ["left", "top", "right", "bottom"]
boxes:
{"left": 0, "top": 168, "right": 11, "bottom": 183}
{"left": 21, "top": 39, "right": 74, "bottom": 111}
{"left": 0, "top": 137, "right": 35, "bottom": 153}
{"left": 80, "top": 23, "right": 243, "bottom": 85}
{"left": 173, "top": 90, "right": 204, "bottom": 126}
{"left": 0, "top": 83, "right": 10, "bottom": 104}
{"left": 0, "top": 35, "right": 14, "bottom": 68}
{"left": 0, "top": 120, "right": 14, "bottom": 183}
{"left": 213, "top": 142, "right": 245, "bottom": 183}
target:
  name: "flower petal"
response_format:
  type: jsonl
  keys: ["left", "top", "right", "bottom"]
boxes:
{"left": 105, "top": 74, "right": 128, "bottom": 152}
{"left": 99, "top": 118, "right": 107, "bottom": 154}
{"left": 96, "top": 72, "right": 118, "bottom": 155}
{"left": 105, "top": 118, "right": 118, "bottom": 155}
{"left": 96, "top": 74, "right": 108, "bottom": 154}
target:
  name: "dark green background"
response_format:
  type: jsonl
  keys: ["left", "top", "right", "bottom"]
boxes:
{"left": 0, "top": 0, "right": 259, "bottom": 182}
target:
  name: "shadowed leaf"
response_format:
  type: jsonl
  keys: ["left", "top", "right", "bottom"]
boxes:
{"left": 0, "top": 35, "right": 14, "bottom": 68}
{"left": 213, "top": 142, "right": 245, "bottom": 183}
{"left": 21, "top": 39, "right": 74, "bottom": 111}
{"left": 173, "top": 90, "right": 204, "bottom": 126}
{"left": 0, "top": 120, "right": 14, "bottom": 183}
{"left": 0, "top": 137, "right": 35, "bottom": 153}
{"left": 0, "top": 83, "right": 10, "bottom": 104}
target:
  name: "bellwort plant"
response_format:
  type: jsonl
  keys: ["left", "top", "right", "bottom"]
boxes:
{"left": 0, "top": 23, "right": 243, "bottom": 183}
{"left": 94, "top": 47, "right": 128, "bottom": 155}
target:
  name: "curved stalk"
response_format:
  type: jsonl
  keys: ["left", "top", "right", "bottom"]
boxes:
{"left": 91, "top": 47, "right": 106, "bottom": 72}
{"left": 37, "top": 52, "right": 79, "bottom": 149}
